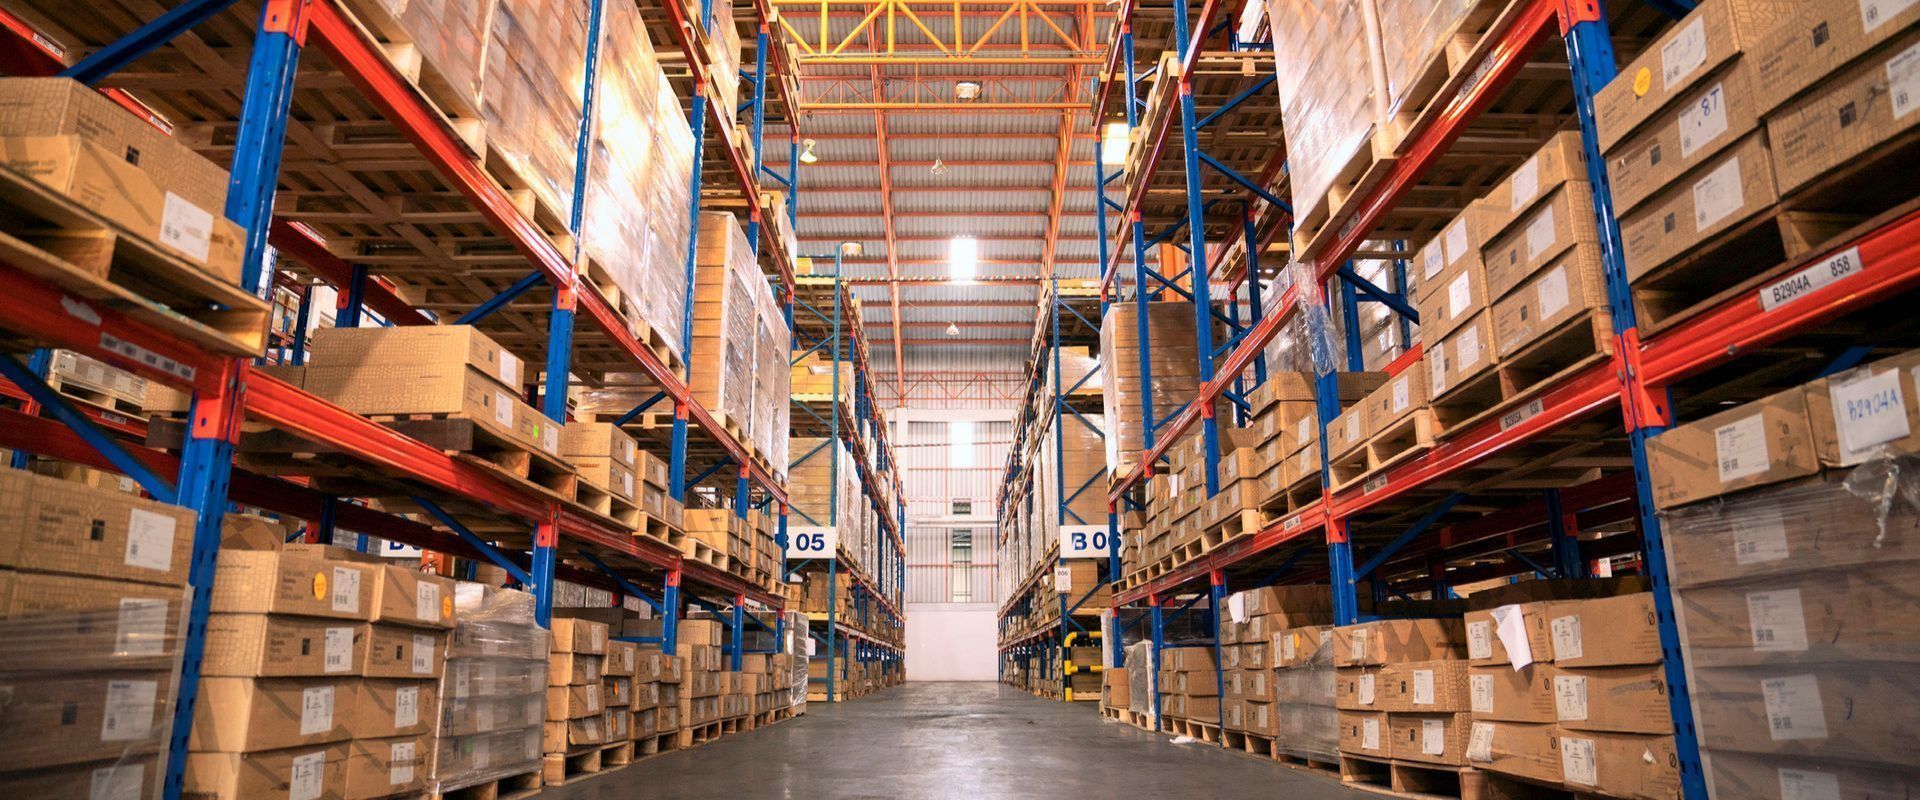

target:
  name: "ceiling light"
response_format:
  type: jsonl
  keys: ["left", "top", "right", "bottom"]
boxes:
{"left": 955, "top": 80, "right": 983, "bottom": 100}
{"left": 839, "top": 241, "right": 864, "bottom": 257}
{"left": 946, "top": 322, "right": 960, "bottom": 337}
{"left": 930, "top": 158, "right": 948, "bottom": 176}
{"left": 949, "top": 236, "right": 978, "bottom": 283}
{"left": 799, "top": 138, "right": 819, "bottom": 164}
{"left": 1101, "top": 121, "right": 1130, "bottom": 167}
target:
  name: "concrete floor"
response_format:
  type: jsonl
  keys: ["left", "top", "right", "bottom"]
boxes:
{"left": 543, "top": 682, "right": 1372, "bottom": 799}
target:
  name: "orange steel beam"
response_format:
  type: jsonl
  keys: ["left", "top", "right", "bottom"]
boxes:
{"left": 895, "top": 338, "right": 1029, "bottom": 345}
{"left": 875, "top": 321, "right": 1033, "bottom": 328}
{"left": 803, "top": 211, "right": 1098, "bottom": 218}
{"left": 797, "top": 56, "right": 1101, "bottom": 65}
{"left": 797, "top": 185, "right": 1074, "bottom": 194}
{"left": 801, "top": 101, "right": 1088, "bottom": 109}
{"left": 765, "top": 160, "right": 1096, "bottom": 168}
{"left": 781, "top": 133, "right": 1096, "bottom": 141}
{"left": 802, "top": 234, "right": 1099, "bottom": 242}
{"left": 871, "top": 65, "right": 909, "bottom": 399}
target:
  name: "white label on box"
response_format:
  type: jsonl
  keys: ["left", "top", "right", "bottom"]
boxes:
{"left": 1344, "top": 413, "right": 1361, "bottom": 443}
{"left": 1362, "top": 717, "right": 1381, "bottom": 751}
{"left": 159, "top": 192, "right": 213, "bottom": 263}
{"left": 493, "top": 390, "right": 514, "bottom": 427}
{"left": 1470, "top": 674, "right": 1494, "bottom": 714}
{"left": 1714, "top": 414, "right": 1771, "bottom": 482}
{"left": 1778, "top": 767, "right": 1843, "bottom": 800}
{"left": 1760, "top": 247, "right": 1864, "bottom": 311}
{"left": 1891, "top": 42, "right": 1920, "bottom": 119}
{"left": 1391, "top": 377, "right": 1410, "bottom": 413}
{"left": 1357, "top": 673, "right": 1375, "bottom": 706}
{"left": 1660, "top": 18, "right": 1707, "bottom": 91}
{"left": 1467, "top": 620, "right": 1493, "bottom": 660}
{"left": 1429, "top": 347, "right": 1451, "bottom": 396}
{"left": 289, "top": 751, "right": 326, "bottom": 800}
{"left": 1692, "top": 155, "right": 1746, "bottom": 231}
{"left": 331, "top": 566, "right": 360, "bottom": 614}
{"left": 1351, "top": 628, "right": 1370, "bottom": 662}
{"left": 1422, "top": 718, "right": 1446, "bottom": 755}
{"left": 1762, "top": 674, "right": 1829, "bottom": 740}
{"left": 114, "top": 598, "right": 168, "bottom": 657}
{"left": 1053, "top": 565, "right": 1072, "bottom": 591}
{"left": 540, "top": 422, "right": 558, "bottom": 454}
{"left": 1829, "top": 367, "right": 1910, "bottom": 460}
{"left": 1423, "top": 245, "right": 1445, "bottom": 281}
{"left": 415, "top": 582, "right": 440, "bottom": 622}
{"left": 88, "top": 764, "right": 143, "bottom": 800}
{"left": 1525, "top": 203, "right": 1558, "bottom": 261}
{"left": 1747, "top": 589, "right": 1809, "bottom": 652}
{"left": 1550, "top": 614, "right": 1584, "bottom": 661}
{"left": 1553, "top": 674, "right": 1589, "bottom": 721}
{"left": 390, "top": 741, "right": 416, "bottom": 786}
{"left": 1560, "top": 736, "right": 1598, "bottom": 786}
{"left": 300, "top": 686, "right": 334, "bottom": 735}
{"left": 1458, "top": 326, "right": 1483, "bottom": 370}
{"left": 395, "top": 686, "right": 419, "bottom": 729}
{"left": 1491, "top": 604, "right": 1533, "bottom": 669}
{"left": 1733, "top": 508, "right": 1791, "bottom": 565}
{"left": 1538, "top": 266, "right": 1570, "bottom": 320}
{"left": 100, "top": 679, "right": 156, "bottom": 742}
{"left": 1679, "top": 83, "right": 1729, "bottom": 159}
{"left": 1511, "top": 157, "right": 1541, "bottom": 212}
{"left": 412, "top": 634, "right": 434, "bottom": 673}
{"left": 499, "top": 351, "right": 521, "bottom": 386}
{"left": 124, "top": 508, "right": 177, "bottom": 572}
{"left": 1862, "top": 0, "right": 1920, "bottom": 32}
{"left": 1444, "top": 219, "right": 1471, "bottom": 267}
{"left": 324, "top": 626, "right": 354, "bottom": 673}
{"left": 1413, "top": 669, "right": 1436, "bottom": 706}
{"left": 1281, "top": 635, "right": 1296, "bottom": 662}
{"left": 1467, "top": 722, "right": 1495, "bottom": 763}
{"left": 476, "top": 699, "right": 497, "bottom": 732}
{"left": 622, "top": 471, "right": 635, "bottom": 497}
{"left": 1448, "top": 272, "right": 1473, "bottom": 320}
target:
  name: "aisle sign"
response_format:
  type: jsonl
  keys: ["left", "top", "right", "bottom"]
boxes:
{"left": 786, "top": 526, "right": 837, "bottom": 559}
{"left": 1059, "top": 525, "right": 1122, "bottom": 559}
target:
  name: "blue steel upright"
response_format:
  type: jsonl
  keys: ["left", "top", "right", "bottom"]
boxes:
{"left": 1170, "top": 0, "right": 1220, "bottom": 498}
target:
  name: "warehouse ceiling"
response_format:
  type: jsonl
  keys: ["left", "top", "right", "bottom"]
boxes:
{"left": 764, "top": 0, "right": 1112, "bottom": 400}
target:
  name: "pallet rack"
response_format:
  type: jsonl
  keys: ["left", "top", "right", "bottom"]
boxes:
{"left": 1087, "top": 0, "right": 1920, "bottom": 798}
{"left": 992, "top": 279, "right": 1118, "bottom": 695}
{"left": 0, "top": 0, "right": 823, "bottom": 794}
{"left": 786, "top": 261, "right": 907, "bottom": 700}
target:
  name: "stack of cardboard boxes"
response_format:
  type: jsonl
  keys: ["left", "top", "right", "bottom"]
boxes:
{"left": 544, "top": 618, "right": 609, "bottom": 779}
{"left": 429, "top": 585, "right": 547, "bottom": 795}
{"left": 1222, "top": 586, "right": 1334, "bottom": 743}
{"left": 1272, "top": 623, "right": 1338, "bottom": 762}
{"left": 1333, "top": 619, "right": 1467, "bottom": 765}
{"left": 1157, "top": 646, "right": 1221, "bottom": 728}
{"left": 1100, "top": 301, "right": 1204, "bottom": 478}
{"left": 560, "top": 422, "right": 639, "bottom": 519}
{"left": 0, "top": 468, "right": 195, "bottom": 799}
{"left": 603, "top": 641, "right": 638, "bottom": 749}
{"left": 348, "top": 558, "right": 455, "bottom": 799}
{"left": 677, "top": 618, "right": 727, "bottom": 741}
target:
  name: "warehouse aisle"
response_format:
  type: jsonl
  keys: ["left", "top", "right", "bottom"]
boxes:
{"left": 543, "top": 682, "right": 1371, "bottom": 799}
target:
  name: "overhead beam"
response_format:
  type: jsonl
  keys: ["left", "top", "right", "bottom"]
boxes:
{"left": 803, "top": 101, "right": 1089, "bottom": 110}
{"left": 871, "top": 65, "right": 909, "bottom": 398}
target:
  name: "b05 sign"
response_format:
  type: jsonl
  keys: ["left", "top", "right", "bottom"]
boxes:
{"left": 1060, "top": 525, "right": 1121, "bottom": 560}
{"left": 785, "top": 526, "right": 837, "bottom": 559}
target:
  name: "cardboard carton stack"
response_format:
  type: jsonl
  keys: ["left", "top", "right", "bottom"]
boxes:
{"left": 1102, "top": 667, "right": 1132, "bottom": 715}
{"left": 544, "top": 618, "right": 609, "bottom": 779}
{"left": 1273, "top": 624, "right": 1338, "bottom": 762}
{"left": 602, "top": 641, "right": 637, "bottom": 751}
{"left": 1100, "top": 301, "right": 1204, "bottom": 477}
{"left": 560, "top": 422, "right": 639, "bottom": 516}
{"left": 0, "top": 467, "right": 195, "bottom": 800}
{"left": 643, "top": 649, "right": 684, "bottom": 739}
{"left": 625, "top": 644, "right": 662, "bottom": 744}
{"left": 304, "top": 326, "right": 560, "bottom": 460}
{"left": 676, "top": 618, "right": 726, "bottom": 741}
{"left": 1125, "top": 641, "right": 1156, "bottom": 727}
{"left": 692, "top": 212, "right": 792, "bottom": 467}
{"left": 1649, "top": 348, "right": 1920, "bottom": 798}
{"left": 347, "top": 561, "right": 455, "bottom": 799}
{"left": 1222, "top": 586, "right": 1334, "bottom": 743}
{"left": 1332, "top": 619, "right": 1467, "bottom": 766}
{"left": 184, "top": 516, "right": 387, "bottom": 800}
{"left": 1156, "top": 646, "right": 1220, "bottom": 729}
{"left": 1477, "top": 133, "right": 1606, "bottom": 368}
{"left": 429, "top": 585, "right": 547, "bottom": 796}
{"left": 0, "top": 78, "right": 247, "bottom": 286}
{"left": 482, "top": 0, "right": 593, "bottom": 223}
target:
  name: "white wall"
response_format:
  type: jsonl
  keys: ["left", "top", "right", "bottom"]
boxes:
{"left": 906, "top": 603, "right": 998, "bottom": 681}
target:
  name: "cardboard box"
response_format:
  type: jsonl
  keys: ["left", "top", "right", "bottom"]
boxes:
{"left": 1415, "top": 203, "right": 1503, "bottom": 304}
{"left": 355, "top": 679, "right": 436, "bottom": 739}
{"left": 1425, "top": 312, "right": 1496, "bottom": 400}
{"left": 1334, "top": 619, "right": 1466, "bottom": 667}
{"left": 1593, "top": 0, "right": 1798, "bottom": 149}
{"left": 1415, "top": 249, "right": 1488, "bottom": 341}
{"left": 1607, "top": 60, "right": 1765, "bottom": 215}
{"left": 302, "top": 364, "right": 556, "bottom": 456}
{"left": 551, "top": 618, "right": 609, "bottom": 654}
{"left": 604, "top": 641, "right": 638, "bottom": 677}
{"left": 1390, "top": 711, "right": 1471, "bottom": 765}
{"left": 1272, "top": 626, "right": 1331, "bottom": 667}
{"left": 1766, "top": 26, "right": 1920, "bottom": 194}
{"left": 1552, "top": 665, "right": 1674, "bottom": 734}
{"left": 1469, "top": 664, "right": 1557, "bottom": 723}
{"left": 0, "top": 671, "right": 172, "bottom": 770}
{"left": 1480, "top": 182, "right": 1600, "bottom": 303}
{"left": 345, "top": 734, "right": 428, "bottom": 800}
{"left": 190, "top": 677, "right": 357, "bottom": 752}
{"left": 1335, "top": 667, "right": 1380, "bottom": 710}
{"left": 203, "top": 614, "right": 366, "bottom": 678}
{"left": 1539, "top": 593, "right": 1662, "bottom": 668}
{"left": 362, "top": 624, "right": 445, "bottom": 679}
{"left": 1476, "top": 132, "right": 1589, "bottom": 245}
{"left": 369, "top": 565, "right": 455, "bottom": 629}
{"left": 1466, "top": 720, "right": 1561, "bottom": 785}
{"left": 1676, "top": 560, "right": 1920, "bottom": 667}
{"left": 1703, "top": 749, "right": 1920, "bottom": 800}
{"left": 1556, "top": 731, "right": 1680, "bottom": 800}
{"left": 1646, "top": 384, "right": 1827, "bottom": 509}
{"left": 1363, "top": 368, "right": 1429, "bottom": 441}
{"left": 1620, "top": 132, "right": 1778, "bottom": 283}
{"left": 0, "top": 755, "right": 161, "bottom": 800}
{"left": 546, "top": 682, "right": 605, "bottom": 721}
{"left": 0, "top": 78, "right": 227, "bottom": 209}
{"left": 0, "top": 570, "right": 184, "bottom": 671}
{"left": 1338, "top": 710, "right": 1389, "bottom": 757}
{"left": 1490, "top": 244, "right": 1608, "bottom": 360}
{"left": 211, "top": 543, "right": 378, "bottom": 621}
{"left": 0, "top": 467, "right": 194, "bottom": 587}
{"left": 1379, "top": 660, "right": 1470, "bottom": 713}
{"left": 306, "top": 325, "right": 523, "bottom": 392}
{"left": 182, "top": 743, "right": 350, "bottom": 800}
{"left": 1752, "top": 0, "right": 1920, "bottom": 114}
{"left": 1328, "top": 407, "right": 1367, "bottom": 460}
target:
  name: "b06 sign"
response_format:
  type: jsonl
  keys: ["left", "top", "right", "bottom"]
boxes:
{"left": 1059, "top": 525, "right": 1121, "bottom": 560}
{"left": 785, "top": 526, "right": 838, "bottom": 559}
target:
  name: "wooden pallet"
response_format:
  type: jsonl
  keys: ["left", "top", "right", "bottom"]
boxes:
{"left": 0, "top": 163, "right": 271, "bottom": 358}
{"left": 675, "top": 720, "right": 724, "bottom": 749}
{"left": 599, "top": 739, "right": 637, "bottom": 768}
{"left": 1370, "top": 0, "right": 1521, "bottom": 157}
{"left": 573, "top": 479, "right": 643, "bottom": 528}
{"left": 1293, "top": 126, "right": 1403, "bottom": 261}
{"left": 1274, "top": 751, "right": 1341, "bottom": 775}
{"left": 1430, "top": 310, "right": 1613, "bottom": 436}
{"left": 1168, "top": 717, "right": 1223, "bottom": 744}
{"left": 1223, "top": 730, "right": 1275, "bottom": 758}
{"left": 1332, "top": 410, "right": 1441, "bottom": 492}
{"left": 44, "top": 372, "right": 146, "bottom": 417}
{"left": 332, "top": 0, "right": 487, "bottom": 152}
{"left": 429, "top": 769, "right": 541, "bottom": 800}
{"left": 370, "top": 414, "right": 578, "bottom": 499}
{"left": 1341, "top": 754, "right": 1485, "bottom": 800}
{"left": 720, "top": 715, "right": 751, "bottom": 735}
{"left": 540, "top": 748, "right": 604, "bottom": 787}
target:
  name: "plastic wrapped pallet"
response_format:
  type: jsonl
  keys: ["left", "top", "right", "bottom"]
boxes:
{"left": 429, "top": 585, "right": 549, "bottom": 795}
{"left": 1260, "top": 262, "right": 1344, "bottom": 380}
{"left": 1267, "top": 0, "right": 1382, "bottom": 226}
{"left": 751, "top": 274, "right": 792, "bottom": 481}
{"left": 483, "top": 0, "right": 592, "bottom": 222}
{"left": 643, "top": 73, "right": 697, "bottom": 362}
{"left": 1272, "top": 625, "right": 1338, "bottom": 761}
{"left": 1126, "top": 641, "right": 1155, "bottom": 722}
{"left": 1099, "top": 301, "right": 1205, "bottom": 475}
{"left": 693, "top": 212, "right": 766, "bottom": 441}
{"left": 582, "top": 0, "right": 663, "bottom": 315}
{"left": 1368, "top": 0, "right": 1487, "bottom": 119}
{"left": 362, "top": 0, "right": 496, "bottom": 114}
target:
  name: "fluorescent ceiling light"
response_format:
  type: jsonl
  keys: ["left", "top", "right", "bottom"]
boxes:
{"left": 956, "top": 80, "right": 983, "bottom": 100}
{"left": 949, "top": 236, "right": 978, "bottom": 283}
